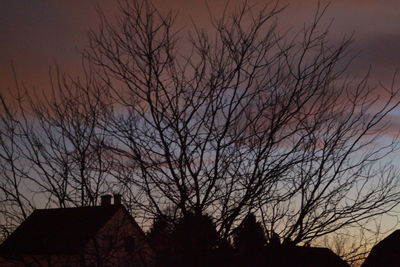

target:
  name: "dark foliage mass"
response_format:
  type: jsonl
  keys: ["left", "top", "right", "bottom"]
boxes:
{"left": 234, "top": 213, "right": 266, "bottom": 252}
{"left": 147, "top": 212, "right": 350, "bottom": 267}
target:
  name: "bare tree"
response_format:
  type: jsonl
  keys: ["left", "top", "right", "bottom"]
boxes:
{"left": 83, "top": 0, "right": 400, "bottom": 241}
{"left": 1, "top": 0, "right": 400, "bottom": 249}
{"left": 0, "top": 94, "right": 34, "bottom": 239}
{"left": 0, "top": 69, "right": 114, "bottom": 240}
{"left": 16, "top": 70, "right": 113, "bottom": 208}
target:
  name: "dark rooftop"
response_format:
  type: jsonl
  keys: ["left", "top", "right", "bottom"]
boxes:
{"left": 265, "top": 246, "right": 350, "bottom": 267}
{"left": 0, "top": 205, "right": 122, "bottom": 255}
{"left": 362, "top": 230, "right": 400, "bottom": 267}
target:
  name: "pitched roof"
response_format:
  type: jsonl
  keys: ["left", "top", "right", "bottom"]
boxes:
{"left": 362, "top": 230, "right": 400, "bottom": 267}
{"left": 0, "top": 205, "right": 122, "bottom": 255}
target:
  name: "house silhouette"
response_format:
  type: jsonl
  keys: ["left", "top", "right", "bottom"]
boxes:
{"left": 0, "top": 195, "right": 154, "bottom": 267}
{"left": 362, "top": 230, "right": 400, "bottom": 267}
{"left": 263, "top": 245, "right": 350, "bottom": 267}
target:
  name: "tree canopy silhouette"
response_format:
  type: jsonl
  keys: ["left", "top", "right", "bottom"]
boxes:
{"left": 173, "top": 213, "right": 219, "bottom": 252}
{"left": 234, "top": 213, "right": 266, "bottom": 252}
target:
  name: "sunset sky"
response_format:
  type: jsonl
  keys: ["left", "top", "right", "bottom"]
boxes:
{"left": 1, "top": 0, "right": 400, "bottom": 94}
{"left": 0, "top": 0, "right": 400, "bottom": 152}
{"left": 2, "top": 0, "right": 400, "bottom": 246}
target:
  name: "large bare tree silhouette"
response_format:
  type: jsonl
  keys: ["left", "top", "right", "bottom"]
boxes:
{"left": 1, "top": 1, "right": 400, "bottom": 255}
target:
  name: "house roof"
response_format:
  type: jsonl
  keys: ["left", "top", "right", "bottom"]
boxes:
{"left": 0, "top": 205, "right": 123, "bottom": 255}
{"left": 362, "top": 230, "right": 400, "bottom": 267}
{"left": 265, "top": 246, "right": 350, "bottom": 267}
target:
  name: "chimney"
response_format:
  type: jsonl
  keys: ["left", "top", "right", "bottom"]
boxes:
{"left": 101, "top": 195, "right": 112, "bottom": 206}
{"left": 113, "top": 194, "right": 122, "bottom": 205}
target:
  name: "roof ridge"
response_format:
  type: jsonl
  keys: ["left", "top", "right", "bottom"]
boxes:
{"left": 34, "top": 205, "right": 121, "bottom": 211}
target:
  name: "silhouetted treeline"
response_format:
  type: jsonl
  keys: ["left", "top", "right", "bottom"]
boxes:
{"left": 146, "top": 212, "right": 349, "bottom": 267}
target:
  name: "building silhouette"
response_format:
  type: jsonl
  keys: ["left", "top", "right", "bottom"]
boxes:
{"left": 264, "top": 245, "right": 350, "bottom": 267}
{"left": 362, "top": 230, "right": 400, "bottom": 267}
{"left": 0, "top": 195, "right": 154, "bottom": 267}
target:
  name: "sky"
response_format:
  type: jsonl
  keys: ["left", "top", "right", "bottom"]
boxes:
{"left": 1, "top": 0, "right": 400, "bottom": 147}
{"left": 1, "top": 0, "right": 400, "bottom": 95}
{"left": 1, "top": 0, "right": 400, "bottom": 238}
